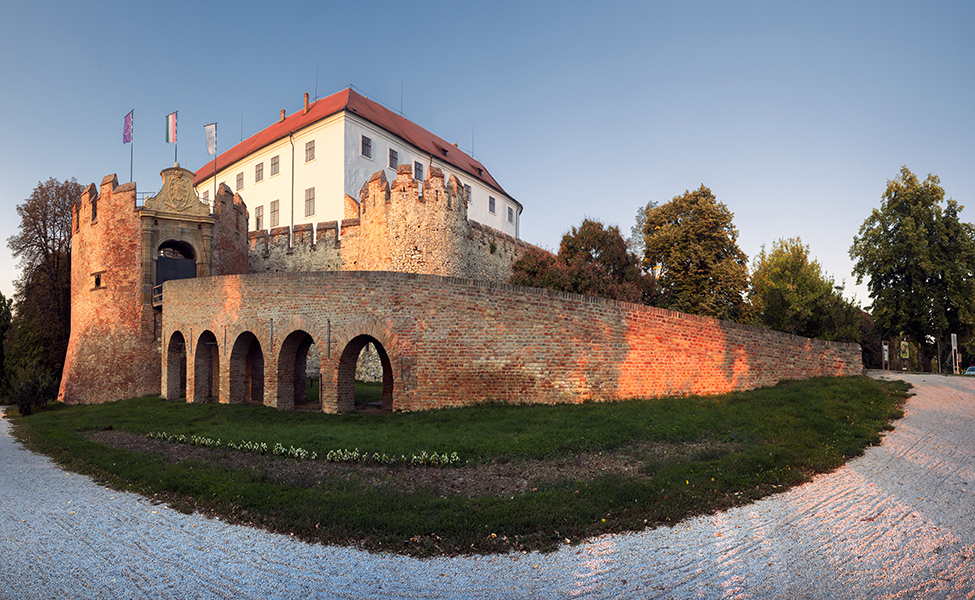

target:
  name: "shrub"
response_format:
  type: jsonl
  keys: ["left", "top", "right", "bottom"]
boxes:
{"left": 10, "top": 367, "right": 57, "bottom": 416}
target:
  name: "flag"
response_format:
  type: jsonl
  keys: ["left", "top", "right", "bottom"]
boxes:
{"left": 123, "top": 110, "right": 133, "bottom": 144}
{"left": 165, "top": 112, "right": 177, "bottom": 143}
{"left": 205, "top": 123, "right": 217, "bottom": 155}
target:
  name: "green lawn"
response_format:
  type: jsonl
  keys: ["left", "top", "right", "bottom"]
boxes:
{"left": 11, "top": 375, "right": 909, "bottom": 556}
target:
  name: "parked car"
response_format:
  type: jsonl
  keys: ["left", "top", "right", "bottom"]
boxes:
{"left": 965, "top": 366, "right": 975, "bottom": 376}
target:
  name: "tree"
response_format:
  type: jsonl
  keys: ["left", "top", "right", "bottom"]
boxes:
{"left": 0, "top": 291, "right": 11, "bottom": 398}
{"left": 643, "top": 185, "right": 750, "bottom": 322}
{"left": 850, "top": 167, "right": 975, "bottom": 358}
{"left": 750, "top": 237, "right": 836, "bottom": 338}
{"left": 5, "top": 177, "right": 81, "bottom": 385}
{"left": 510, "top": 219, "right": 653, "bottom": 304}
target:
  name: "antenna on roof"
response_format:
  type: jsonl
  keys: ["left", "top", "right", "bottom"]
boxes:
{"left": 471, "top": 126, "right": 475, "bottom": 158}
{"left": 240, "top": 110, "right": 244, "bottom": 142}
{"left": 315, "top": 62, "right": 320, "bottom": 101}
{"left": 400, "top": 79, "right": 404, "bottom": 116}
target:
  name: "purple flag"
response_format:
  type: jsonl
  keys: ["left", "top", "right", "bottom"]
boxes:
{"left": 123, "top": 110, "right": 133, "bottom": 144}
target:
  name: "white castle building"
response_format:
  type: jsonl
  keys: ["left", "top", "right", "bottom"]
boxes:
{"left": 194, "top": 88, "right": 521, "bottom": 238}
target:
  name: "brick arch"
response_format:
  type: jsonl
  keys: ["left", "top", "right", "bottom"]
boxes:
{"left": 228, "top": 331, "right": 264, "bottom": 405}
{"left": 192, "top": 330, "right": 220, "bottom": 403}
{"left": 336, "top": 335, "right": 394, "bottom": 413}
{"left": 328, "top": 314, "right": 401, "bottom": 413}
{"left": 275, "top": 327, "right": 322, "bottom": 411}
{"left": 164, "top": 330, "right": 187, "bottom": 399}
{"left": 331, "top": 314, "right": 403, "bottom": 359}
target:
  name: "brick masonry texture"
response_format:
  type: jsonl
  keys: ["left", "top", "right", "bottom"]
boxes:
{"left": 59, "top": 176, "right": 161, "bottom": 404}
{"left": 161, "top": 271, "right": 862, "bottom": 413}
{"left": 59, "top": 172, "right": 249, "bottom": 405}
{"left": 63, "top": 167, "right": 862, "bottom": 410}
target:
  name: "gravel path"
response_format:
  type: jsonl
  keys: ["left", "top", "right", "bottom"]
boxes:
{"left": 1, "top": 371, "right": 973, "bottom": 599}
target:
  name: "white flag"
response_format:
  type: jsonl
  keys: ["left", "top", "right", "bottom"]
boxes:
{"left": 205, "top": 123, "right": 217, "bottom": 155}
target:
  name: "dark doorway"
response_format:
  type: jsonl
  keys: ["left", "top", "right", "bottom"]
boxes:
{"left": 337, "top": 335, "right": 393, "bottom": 413}
{"left": 156, "top": 241, "right": 197, "bottom": 287}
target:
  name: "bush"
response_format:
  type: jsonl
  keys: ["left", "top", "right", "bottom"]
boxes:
{"left": 10, "top": 368, "right": 57, "bottom": 416}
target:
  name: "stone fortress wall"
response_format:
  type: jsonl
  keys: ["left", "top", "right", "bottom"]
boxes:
{"left": 247, "top": 164, "right": 537, "bottom": 283}
{"left": 61, "top": 163, "right": 863, "bottom": 410}
{"left": 161, "top": 271, "right": 863, "bottom": 412}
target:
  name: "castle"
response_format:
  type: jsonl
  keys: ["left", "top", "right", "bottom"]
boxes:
{"left": 58, "top": 94, "right": 863, "bottom": 410}
{"left": 58, "top": 161, "right": 862, "bottom": 411}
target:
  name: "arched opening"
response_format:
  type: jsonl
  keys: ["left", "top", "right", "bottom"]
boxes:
{"left": 156, "top": 240, "right": 197, "bottom": 287}
{"left": 229, "top": 332, "right": 264, "bottom": 405}
{"left": 166, "top": 331, "right": 187, "bottom": 399}
{"left": 338, "top": 335, "right": 393, "bottom": 413}
{"left": 277, "top": 330, "right": 320, "bottom": 410}
{"left": 194, "top": 330, "right": 220, "bottom": 402}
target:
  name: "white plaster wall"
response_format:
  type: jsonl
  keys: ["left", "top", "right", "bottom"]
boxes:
{"left": 343, "top": 114, "right": 520, "bottom": 238}
{"left": 196, "top": 110, "right": 521, "bottom": 239}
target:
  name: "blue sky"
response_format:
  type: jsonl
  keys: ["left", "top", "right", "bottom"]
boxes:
{"left": 1, "top": 0, "right": 972, "bottom": 307}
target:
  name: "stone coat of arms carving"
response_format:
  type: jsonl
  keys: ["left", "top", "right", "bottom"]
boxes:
{"left": 144, "top": 165, "right": 210, "bottom": 217}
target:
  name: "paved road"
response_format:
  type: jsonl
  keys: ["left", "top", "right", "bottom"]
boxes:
{"left": 1, "top": 372, "right": 973, "bottom": 599}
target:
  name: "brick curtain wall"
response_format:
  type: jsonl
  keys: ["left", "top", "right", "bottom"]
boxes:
{"left": 162, "top": 271, "right": 862, "bottom": 412}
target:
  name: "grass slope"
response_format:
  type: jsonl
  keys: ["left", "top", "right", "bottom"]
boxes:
{"left": 11, "top": 376, "right": 909, "bottom": 556}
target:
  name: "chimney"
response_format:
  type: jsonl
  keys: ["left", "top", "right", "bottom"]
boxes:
{"left": 280, "top": 109, "right": 286, "bottom": 122}
{"left": 304, "top": 92, "right": 309, "bottom": 115}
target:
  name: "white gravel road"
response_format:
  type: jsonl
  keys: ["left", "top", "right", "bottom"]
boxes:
{"left": 1, "top": 371, "right": 973, "bottom": 599}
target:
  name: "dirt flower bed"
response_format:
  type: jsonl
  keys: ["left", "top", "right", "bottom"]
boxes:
{"left": 88, "top": 429, "right": 732, "bottom": 498}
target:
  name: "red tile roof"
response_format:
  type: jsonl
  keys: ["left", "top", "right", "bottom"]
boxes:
{"left": 194, "top": 88, "right": 514, "bottom": 204}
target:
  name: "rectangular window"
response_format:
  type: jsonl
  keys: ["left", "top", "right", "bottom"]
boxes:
{"left": 464, "top": 184, "right": 472, "bottom": 203}
{"left": 388, "top": 148, "right": 398, "bottom": 169}
{"left": 414, "top": 161, "right": 424, "bottom": 181}
{"left": 507, "top": 206, "right": 514, "bottom": 223}
{"left": 304, "top": 187, "right": 315, "bottom": 217}
{"left": 255, "top": 162, "right": 264, "bottom": 182}
{"left": 255, "top": 205, "right": 264, "bottom": 230}
{"left": 489, "top": 196, "right": 496, "bottom": 214}
{"left": 305, "top": 140, "right": 315, "bottom": 162}
{"left": 361, "top": 135, "right": 372, "bottom": 158}
{"left": 236, "top": 172, "right": 244, "bottom": 191}
{"left": 91, "top": 197, "right": 97, "bottom": 222}
{"left": 270, "top": 155, "right": 280, "bottom": 176}
{"left": 202, "top": 190, "right": 209, "bottom": 202}
{"left": 270, "top": 200, "right": 279, "bottom": 228}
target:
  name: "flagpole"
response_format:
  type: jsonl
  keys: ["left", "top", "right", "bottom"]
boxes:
{"left": 175, "top": 110, "right": 178, "bottom": 165}
{"left": 130, "top": 110, "right": 134, "bottom": 183}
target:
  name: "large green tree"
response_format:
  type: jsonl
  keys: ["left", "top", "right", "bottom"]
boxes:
{"left": 750, "top": 237, "right": 836, "bottom": 338}
{"left": 850, "top": 166, "right": 975, "bottom": 358}
{"left": 643, "top": 186, "right": 750, "bottom": 322}
{"left": 510, "top": 219, "right": 653, "bottom": 304}
{"left": 5, "top": 177, "right": 81, "bottom": 386}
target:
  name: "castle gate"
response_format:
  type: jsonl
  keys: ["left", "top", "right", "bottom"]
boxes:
{"left": 160, "top": 271, "right": 862, "bottom": 413}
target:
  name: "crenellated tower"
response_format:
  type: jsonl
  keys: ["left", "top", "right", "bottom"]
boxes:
{"left": 58, "top": 165, "right": 248, "bottom": 404}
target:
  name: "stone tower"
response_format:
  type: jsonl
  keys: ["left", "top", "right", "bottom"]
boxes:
{"left": 58, "top": 165, "right": 247, "bottom": 404}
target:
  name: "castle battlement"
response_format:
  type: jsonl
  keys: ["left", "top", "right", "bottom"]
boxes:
{"left": 245, "top": 167, "right": 535, "bottom": 282}
{"left": 60, "top": 166, "right": 250, "bottom": 405}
